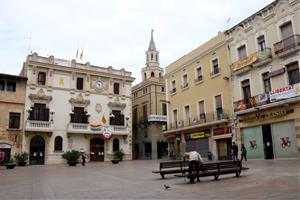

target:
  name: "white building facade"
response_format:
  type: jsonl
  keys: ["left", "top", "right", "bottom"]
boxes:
{"left": 21, "top": 53, "right": 135, "bottom": 164}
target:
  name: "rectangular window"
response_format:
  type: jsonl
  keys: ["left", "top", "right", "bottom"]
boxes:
{"left": 133, "top": 108, "right": 138, "bottom": 124}
{"left": 257, "top": 35, "right": 266, "bottom": 51}
{"left": 161, "top": 87, "right": 165, "bottom": 92}
{"left": 0, "top": 80, "right": 5, "bottom": 91}
{"left": 215, "top": 95, "right": 223, "bottom": 120}
{"left": 114, "top": 82, "right": 120, "bottom": 94}
{"left": 71, "top": 107, "right": 88, "bottom": 123}
{"left": 37, "top": 72, "right": 46, "bottom": 85}
{"left": 6, "top": 82, "right": 16, "bottom": 92}
{"left": 196, "top": 67, "right": 202, "bottom": 81}
{"left": 262, "top": 72, "right": 271, "bottom": 93}
{"left": 238, "top": 45, "right": 247, "bottom": 59}
{"left": 9, "top": 112, "right": 20, "bottom": 129}
{"left": 184, "top": 105, "right": 190, "bottom": 120}
{"left": 198, "top": 100, "right": 205, "bottom": 121}
{"left": 162, "top": 103, "right": 167, "bottom": 116}
{"left": 171, "top": 80, "right": 176, "bottom": 93}
{"left": 29, "top": 103, "right": 49, "bottom": 121}
{"left": 110, "top": 110, "right": 124, "bottom": 126}
{"left": 76, "top": 77, "right": 84, "bottom": 90}
{"left": 182, "top": 74, "right": 188, "bottom": 88}
{"left": 241, "top": 79, "right": 251, "bottom": 99}
{"left": 280, "top": 21, "right": 293, "bottom": 39}
{"left": 212, "top": 59, "right": 219, "bottom": 75}
{"left": 287, "top": 62, "right": 300, "bottom": 85}
{"left": 143, "top": 104, "right": 148, "bottom": 121}
{"left": 173, "top": 109, "right": 178, "bottom": 123}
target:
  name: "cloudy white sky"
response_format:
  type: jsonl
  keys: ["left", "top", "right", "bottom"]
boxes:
{"left": 0, "top": 0, "right": 273, "bottom": 84}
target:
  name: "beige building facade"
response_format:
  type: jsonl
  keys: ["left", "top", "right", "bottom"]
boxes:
{"left": 21, "top": 53, "right": 135, "bottom": 164}
{"left": 164, "top": 32, "right": 233, "bottom": 160}
{"left": 132, "top": 31, "right": 168, "bottom": 159}
{"left": 0, "top": 73, "right": 27, "bottom": 164}
{"left": 225, "top": 0, "right": 300, "bottom": 159}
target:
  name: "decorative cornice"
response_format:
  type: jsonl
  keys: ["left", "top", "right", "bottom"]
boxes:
{"left": 69, "top": 93, "right": 90, "bottom": 107}
{"left": 29, "top": 88, "right": 52, "bottom": 103}
{"left": 107, "top": 97, "right": 126, "bottom": 110}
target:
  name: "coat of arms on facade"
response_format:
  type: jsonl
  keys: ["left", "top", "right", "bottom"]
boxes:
{"left": 249, "top": 140, "right": 257, "bottom": 150}
{"left": 281, "top": 137, "right": 291, "bottom": 148}
{"left": 95, "top": 103, "right": 102, "bottom": 113}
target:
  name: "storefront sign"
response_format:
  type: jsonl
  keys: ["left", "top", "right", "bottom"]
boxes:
{"left": 189, "top": 132, "right": 209, "bottom": 139}
{"left": 0, "top": 144, "right": 11, "bottom": 149}
{"left": 148, "top": 115, "right": 167, "bottom": 122}
{"left": 240, "top": 108, "right": 293, "bottom": 123}
{"left": 213, "top": 127, "right": 232, "bottom": 136}
{"left": 269, "top": 84, "right": 300, "bottom": 102}
{"left": 54, "top": 58, "right": 70, "bottom": 67}
{"left": 232, "top": 53, "right": 257, "bottom": 72}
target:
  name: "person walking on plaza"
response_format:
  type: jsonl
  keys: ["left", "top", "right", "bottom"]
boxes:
{"left": 231, "top": 142, "right": 238, "bottom": 161}
{"left": 184, "top": 151, "right": 203, "bottom": 183}
{"left": 240, "top": 144, "right": 247, "bottom": 163}
{"left": 81, "top": 152, "right": 86, "bottom": 166}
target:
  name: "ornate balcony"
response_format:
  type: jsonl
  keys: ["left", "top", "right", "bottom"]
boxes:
{"left": 25, "top": 120, "right": 54, "bottom": 132}
{"left": 67, "top": 123, "right": 129, "bottom": 135}
{"left": 233, "top": 93, "right": 269, "bottom": 112}
{"left": 232, "top": 48, "right": 272, "bottom": 74}
{"left": 274, "top": 34, "right": 300, "bottom": 57}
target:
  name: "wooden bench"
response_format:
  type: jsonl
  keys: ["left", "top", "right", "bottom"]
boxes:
{"left": 152, "top": 160, "right": 189, "bottom": 179}
{"left": 175, "top": 160, "right": 243, "bottom": 183}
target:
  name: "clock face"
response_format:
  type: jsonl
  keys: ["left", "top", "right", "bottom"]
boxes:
{"left": 95, "top": 81, "right": 103, "bottom": 89}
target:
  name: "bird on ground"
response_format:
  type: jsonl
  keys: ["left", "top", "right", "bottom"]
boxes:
{"left": 164, "top": 184, "right": 171, "bottom": 190}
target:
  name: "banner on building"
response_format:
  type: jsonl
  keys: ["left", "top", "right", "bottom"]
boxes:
{"left": 269, "top": 84, "right": 300, "bottom": 102}
{"left": 148, "top": 115, "right": 167, "bottom": 122}
{"left": 54, "top": 58, "right": 70, "bottom": 67}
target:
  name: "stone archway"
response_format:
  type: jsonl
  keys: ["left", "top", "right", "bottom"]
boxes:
{"left": 30, "top": 135, "right": 45, "bottom": 165}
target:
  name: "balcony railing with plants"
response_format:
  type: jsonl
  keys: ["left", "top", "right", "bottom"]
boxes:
{"left": 168, "top": 110, "right": 229, "bottom": 130}
{"left": 274, "top": 34, "right": 300, "bottom": 55}
{"left": 233, "top": 93, "right": 270, "bottom": 112}
{"left": 232, "top": 48, "right": 272, "bottom": 72}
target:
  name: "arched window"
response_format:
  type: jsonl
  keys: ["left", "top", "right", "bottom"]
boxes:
{"left": 151, "top": 72, "right": 154, "bottom": 77}
{"left": 54, "top": 136, "right": 63, "bottom": 151}
{"left": 159, "top": 72, "right": 162, "bottom": 77}
{"left": 113, "top": 138, "right": 119, "bottom": 152}
{"left": 144, "top": 73, "right": 147, "bottom": 80}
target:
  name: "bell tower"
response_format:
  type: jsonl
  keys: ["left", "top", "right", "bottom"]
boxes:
{"left": 142, "top": 30, "right": 164, "bottom": 81}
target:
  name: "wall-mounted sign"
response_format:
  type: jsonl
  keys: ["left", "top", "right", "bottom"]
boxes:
{"left": 148, "top": 115, "right": 167, "bottom": 122}
{"left": 267, "top": 68, "right": 285, "bottom": 78}
{"left": 240, "top": 108, "right": 294, "bottom": 123}
{"left": 269, "top": 83, "right": 300, "bottom": 102}
{"left": 213, "top": 126, "right": 232, "bottom": 136}
{"left": 54, "top": 58, "right": 70, "bottom": 67}
{"left": 232, "top": 53, "right": 257, "bottom": 72}
{"left": 185, "top": 132, "right": 210, "bottom": 140}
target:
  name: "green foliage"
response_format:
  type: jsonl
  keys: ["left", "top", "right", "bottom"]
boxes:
{"left": 5, "top": 158, "right": 15, "bottom": 164}
{"left": 62, "top": 150, "right": 80, "bottom": 162}
{"left": 14, "top": 152, "right": 29, "bottom": 164}
{"left": 113, "top": 150, "right": 124, "bottom": 161}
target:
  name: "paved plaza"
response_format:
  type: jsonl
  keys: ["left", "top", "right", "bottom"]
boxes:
{"left": 0, "top": 159, "right": 299, "bottom": 200}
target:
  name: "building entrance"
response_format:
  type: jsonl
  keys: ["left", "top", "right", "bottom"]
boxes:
{"left": 157, "top": 142, "right": 168, "bottom": 159}
{"left": 30, "top": 135, "right": 45, "bottom": 165}
{"left": 90, "top": 138, "right": 104, "bottom": 161}
{"left": 262, "top": 125, "right": 274, "bottom": 159}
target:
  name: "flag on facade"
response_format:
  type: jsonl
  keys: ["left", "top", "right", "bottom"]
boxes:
{"left": 101, "top": 115, "right": 107, "bottom": 124}
{"left": 76, "top": 49, "right": 79, "bottom": 59}
{"left": 80, "top": 49, "right": 84, "bottom": 60}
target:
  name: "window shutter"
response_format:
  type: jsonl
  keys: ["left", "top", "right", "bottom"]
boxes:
{"left": 215, "top": 95, "right": 222, "bottom": 109}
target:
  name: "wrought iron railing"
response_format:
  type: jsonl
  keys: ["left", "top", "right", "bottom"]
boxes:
{"left": 274, "top": 34, "right": 300, "bottom": 55}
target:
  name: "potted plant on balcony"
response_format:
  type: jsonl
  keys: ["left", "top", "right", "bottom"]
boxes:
{"left": 5, "top": 158, "right": 16, "bottom": 169}
{"left": 62, "top": 150, "right": 80, "bottom": 166}
{"left": 111, "top": 150, "right": 124, "bottom": 164}
{"left": 14, "top": 151, "right": 29, "bottom": 166}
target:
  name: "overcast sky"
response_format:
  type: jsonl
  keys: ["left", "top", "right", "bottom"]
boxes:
{"left": 0, "top": 0, "right": 273, "bottom": 84}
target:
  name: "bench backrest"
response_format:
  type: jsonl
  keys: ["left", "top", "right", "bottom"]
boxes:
{"left": 201, "top": 161, "right": 241, "bottom": 170}
{"left": 160, "top": 161, "right": 189, "bottom": 169}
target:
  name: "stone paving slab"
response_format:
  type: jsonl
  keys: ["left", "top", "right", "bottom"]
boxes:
{"left": 0, "top": 159, "right": 299, "bottom": 200}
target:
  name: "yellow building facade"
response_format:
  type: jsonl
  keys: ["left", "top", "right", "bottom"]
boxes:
{"left": 164, "top": 32, "right": 233, "bottom": 160}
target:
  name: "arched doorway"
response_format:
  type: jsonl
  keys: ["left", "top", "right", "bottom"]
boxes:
{"left": 90, "top": 138, "right": 104, "bottom": 161}
{"left": 30, "top": 135, "right": 45, "bottom": 165}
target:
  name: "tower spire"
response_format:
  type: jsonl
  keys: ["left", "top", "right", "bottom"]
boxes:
{"left": 148, "top": 29, "right": 156, "bottom": 51}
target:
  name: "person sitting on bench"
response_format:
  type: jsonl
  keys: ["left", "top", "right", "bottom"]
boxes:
{"left": 184, "top": 151, "right": 203, "bottom": 183}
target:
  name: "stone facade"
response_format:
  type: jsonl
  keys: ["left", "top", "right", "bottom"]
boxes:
{"left": 132, "top": 31, "right": 168, "bottom": 160}
{"left": 225, "top": 0, "right": 300, "bottom": 158}
{"left": 20, "top": 53, "right": 135, "bottom": 164}
{"left": 0, "top": 73, "right": 27, "bottom": 164}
